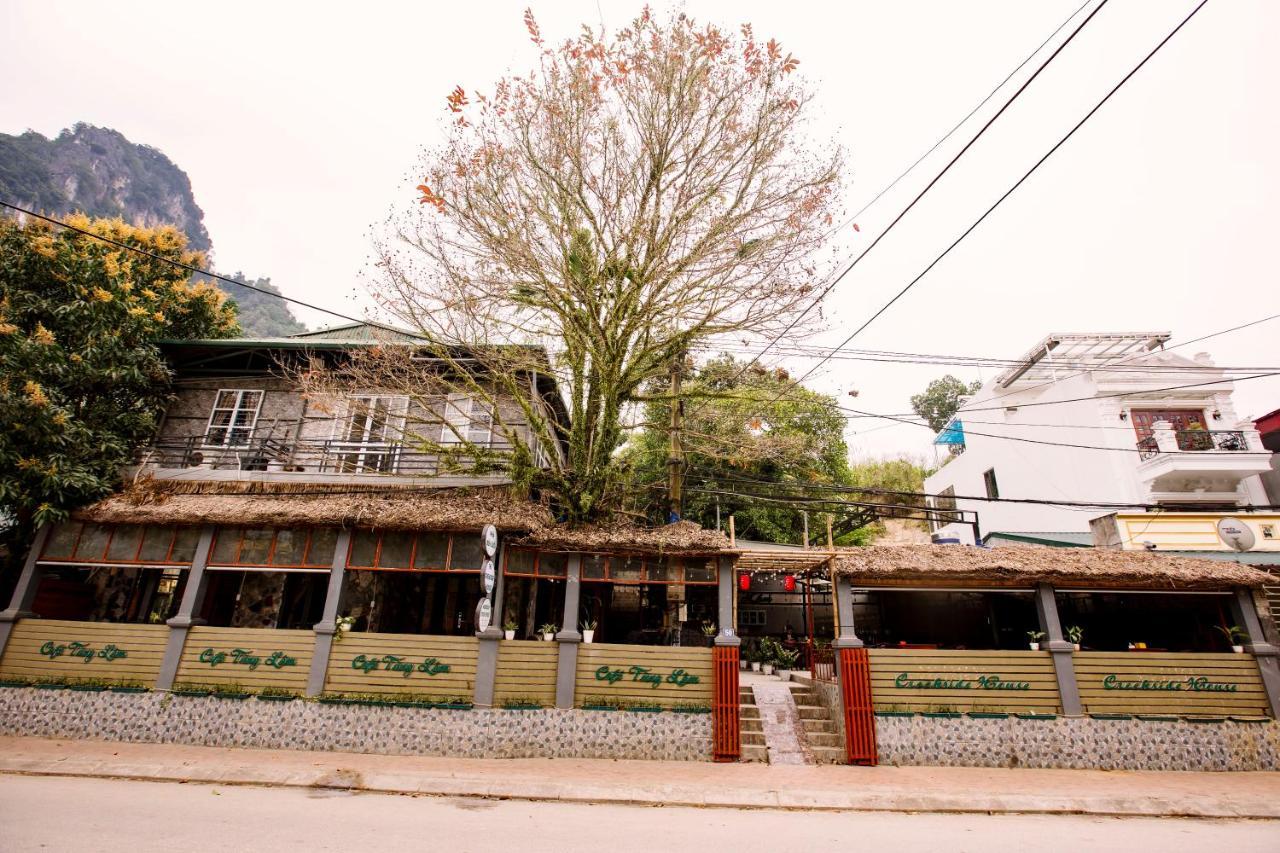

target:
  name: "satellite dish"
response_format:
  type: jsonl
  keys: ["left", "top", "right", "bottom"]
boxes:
{"left": 1216, "top": 518, "right": 1256, "bottom": 552}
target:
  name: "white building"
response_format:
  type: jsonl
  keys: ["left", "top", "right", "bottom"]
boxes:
{"left": 924, "top": 332, "right": 1274, "bottom": 546}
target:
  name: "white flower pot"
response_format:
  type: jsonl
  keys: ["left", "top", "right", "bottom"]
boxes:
{"left": 503, "top": 630, "right": 515, "bottom": 640}
{"left": 1072, "top": 643, "right": 1081, "bottom": 652}
{"left": 762, "top": 664, "right": 775, "bottom": 676}
{"left": 1232, "top": 644, "right": 1244, "bottom": 654}
{"left": 583, "top": 629, "right": 594, "bottom": 644}
{"left": 1029, "top": 642, "right": 1040, "bottom": 651}
{"left": 739, "top": 660, "right": 747, "bottom": 670}
{"left": 542, "top": 633, "right": 554, "bottom": 642}
{"left": 751, "top": 662, "right": 761, "bottom": 672}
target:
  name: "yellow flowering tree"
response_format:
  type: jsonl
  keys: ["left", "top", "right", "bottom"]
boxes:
{"left": 0, "top": 214, "right": 239, "bottom": 552}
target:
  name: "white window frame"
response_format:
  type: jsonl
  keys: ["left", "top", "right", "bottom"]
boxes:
{"left": 440, "top": 394, "right": 493, "bottom": 448}
{"left": 331, "top": 395, "right": 409, "bottom": 473}
{"left": 203, "top": 389, "right": 265, "bottom": 448}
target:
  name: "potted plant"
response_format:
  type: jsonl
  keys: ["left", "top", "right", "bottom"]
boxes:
{"left": 700, "top": 621, "right": 717, "bottom": 647}
{"left": 1065, "top": 625, "right": 1083, "bottom": 651}
{"left": 540, "top": 623, "right": 557, "bottom": 642}
{"left": 1216, "top": 624, "right": 1249, "bottom": 653}
{"left": 581, "top": 618, "right": 597, "bottom": 644}
{"left": 776, "top": 648, "right": 800, "bottom": 674}
{"left": 1027, "top": 631, "right": 1046, "bottom": 651}
{"left": 333, "top": 615, "right": 355, "bottom": 642}
{"left": 502, "top": 619, "right": 517, "bottom": 641}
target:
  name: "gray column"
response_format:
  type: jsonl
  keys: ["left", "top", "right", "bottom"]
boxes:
{"left": 714, "top": 555, "right": 740, "bottom": 647}
{"left": 306, "top": 529, "right": 352, "bottom": 698}
{"left": 1231, "top": 586, "right": 1280, "bottom": 717}
{"left": 0, "top": 524, "right": 52, "bottom": 657}
{"left": 554, "top": 554, "right": 583, "bottom": 709}
{"left": 474, "top": 538, "right": 505, "bottom": 708}
{"left": 156, "top": 526, "right": 216, "bottom": 690}
{"left": 1034, "top": 583, "right": 1082, "bottom": 716}
{"left": 829, "top": 573, "right": 860, "bottom": 648}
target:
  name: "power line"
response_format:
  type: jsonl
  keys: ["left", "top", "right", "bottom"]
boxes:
{"left": 0, "top": 200, "right": 385, "bottom": 331}
{"left": 696, "top": 0, "right": 1112, "bottom": 394}
{"left": 780, "top": 0, "right": 1211, "bottom": 397}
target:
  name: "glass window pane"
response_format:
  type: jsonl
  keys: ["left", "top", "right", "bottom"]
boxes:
{"left": 106, "top": 526, "right": 144, "bottom": 562}
{"left": 238, "top": 528, "right": 273, "bottom": 564}
{"left": 211, "top": 528, "right": 242, "bottom": 564}
{"left": 74, "top": 524, "right": 111, "bottom": 562}
{"left": 539, "top": 553, "right": 567, "bottom": 578}
{"left": 306, "top": 529, "right": 338, "bottom": 567}
{"left": 505, "top": 549, "right": 535, "bottom": 575}
{"left": 645, "top": 558, "right": 674, "bottom": 583}
{"left": 272, "top": 529, "right": 308, "bottom": 565}
{"left": 378, "top": 532, "right": 414, "bottom": 569}
{"left": 139, "top": 527, "right": 173, "bottom": 562}
{"left": 413, "top": 533, "right": 449, "bottom": 569}
{"left": 42, "top": 522, "right": 81, "bottom": 560}
{"left": 611, "top": 556, "right": 642, "bottom": 582}
{"left": 580, "top": 554, "right": 607, "bottom": 580}
{"left": 685, "top": 559, "right": 717, "bottom": 584}
{"left": 170, "top": 528, "right": 200, "bottom": 563}
{"left": 449, "top": 535, "right": 484, "bottom": 571}
{"left": 348, "top": 531, "right": 378, "bottom": 568}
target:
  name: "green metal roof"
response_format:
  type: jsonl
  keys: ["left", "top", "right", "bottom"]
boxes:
{"left": 983, "top": 531, "right": 1096, "bottom": 548}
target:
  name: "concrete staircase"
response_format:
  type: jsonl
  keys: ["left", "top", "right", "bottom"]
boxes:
{"left": 738, "top": 684, "right": 768, "bottom": 762}
{"left": 787, "top": 681, "right": 844, "bottom": 765}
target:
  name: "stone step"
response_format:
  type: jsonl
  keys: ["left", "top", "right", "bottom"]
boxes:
{"left": 741, "top": 744, "right": 769, "bottom": 763}
{"left": 739, "top": 706, "right": 760, "bottom": 719}
{"left": 741, "top": 731, "right": 767, "bottom": 746}
{"left": 740, "top": 720, "right": 764, "bottom": 734}
{"left": 804, "top": 731, "right": 843, "bottom": 748}
{"left": 795, "top": 705, "right": 827, "bottom": 720}
{"left": 810, "top": 745, "right": 845, "bottom": 765}
{"left": 800, "top": 718, "right": 835, "bottom": 734}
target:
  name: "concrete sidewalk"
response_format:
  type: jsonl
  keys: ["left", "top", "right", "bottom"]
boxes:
{"left": 1, "top": 736, "right": 1277, "bottom": 819}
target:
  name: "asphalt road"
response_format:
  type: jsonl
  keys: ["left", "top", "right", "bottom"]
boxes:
{"left": 1, "top": 775, "right": 1277, "bottom": 853}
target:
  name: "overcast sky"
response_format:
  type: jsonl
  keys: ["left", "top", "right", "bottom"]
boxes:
{"left": 3, "top": 0, "right": 1277, "bottom": 462}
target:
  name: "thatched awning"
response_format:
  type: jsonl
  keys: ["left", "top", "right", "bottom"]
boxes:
{"left": 832, "top": 544, "right": 1271, "bottom": 591}
{"left": 74, "top": 480, "right": 552, "bottom": 533}
{"left": 516, "top": 520, "right": 733, "bottom": 556}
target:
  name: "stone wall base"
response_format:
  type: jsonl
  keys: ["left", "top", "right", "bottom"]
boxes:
{"left": 876, "top": 715, "right": 1280, "bottom": 771}
{"left": 0, "top": 689, "right": 711, "bottom": 762}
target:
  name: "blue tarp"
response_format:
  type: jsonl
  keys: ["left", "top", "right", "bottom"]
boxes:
{"left": 935, "top": 418, "right": 965, "bottom": 446}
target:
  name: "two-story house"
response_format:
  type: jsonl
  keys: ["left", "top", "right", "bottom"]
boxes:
{"left": 924, "top": 332, "right": 1275, "bottom": 548}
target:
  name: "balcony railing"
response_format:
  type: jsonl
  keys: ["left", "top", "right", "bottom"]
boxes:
{"left": 136, "top": 437, "right": 510, "bottom": 478}
{"left": 1136, "top": 429, "right": 1249, "bottom": 458}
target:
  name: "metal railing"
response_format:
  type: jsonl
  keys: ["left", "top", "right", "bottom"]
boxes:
{"left": 1136, "top": 429, "right": 1249, "bottom": 458}
{"left": 137, "top": 436, "right": 511, "bottom": 478}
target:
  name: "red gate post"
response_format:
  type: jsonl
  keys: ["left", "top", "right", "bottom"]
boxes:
{"left": 712, "top": 555, "right": 741, "bottom": 761}
{"left": 833, "top": 573, "right": 877, "bottom": 765}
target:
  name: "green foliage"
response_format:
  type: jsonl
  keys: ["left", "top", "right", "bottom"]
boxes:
{"left": 0, "top": 214, "right": 238, "bottom": 544}
{"left": 910, "top": 374, "right": 981, "bottom": 433}
{"left": 624, "top": 355, "right": 859, "bottom": 545}
{"left": 199, "top": 271, "right": 307, "bottom": 337}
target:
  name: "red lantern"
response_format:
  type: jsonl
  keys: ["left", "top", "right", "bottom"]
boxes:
{"left": 739, "top": 573, "right": 751, "bottom": 591}
{"left": 783, "top": 574, "right": 796, "bottom": 592}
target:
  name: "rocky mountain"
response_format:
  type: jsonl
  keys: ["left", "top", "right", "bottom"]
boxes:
{"left": 0, "top": 123, "right": 305, "bottom": 336}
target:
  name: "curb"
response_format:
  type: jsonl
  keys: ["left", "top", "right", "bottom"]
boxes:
{"left": 1, "top": 758, "right": 1277, "bottom": 819}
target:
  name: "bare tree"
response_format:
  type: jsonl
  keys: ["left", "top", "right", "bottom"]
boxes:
{"left": 315, "top": 9, "right": 844, "bottom": 522}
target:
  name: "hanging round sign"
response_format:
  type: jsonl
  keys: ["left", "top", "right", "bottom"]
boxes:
{"left": 482, "top": 524, "right": 498, "bottom": 558}
{"left": 481, "top": 558, "right": 496, "bottom": 596}
{"left": 476, "top": 598, "right": 492, "bottom": 633}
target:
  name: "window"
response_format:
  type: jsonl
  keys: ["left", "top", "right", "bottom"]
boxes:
{"left": 40, "top": 523, "right": 200, "bottom": 566}
{"left": 930, "top": 486, "right": 959, "bottom": 530}
{"left": 441, "top": 394, "right": 493, "bottom": 447}
{"left": 983, "top": 468, "right": 999, "bottom": 500}
{"left": 345, "top": 530, "right": 483, "bottom": 572}
{"left": 204, "top": 390, "right": 264, "bottom": 447}
{"left": 208, "top": 527, "right": 337, "bottom": 570}
{"left": 501, "top": 550, "right": 717, "bottom": 585}
{"left": 332, "top": 395, "right": 408, "bottom": 473}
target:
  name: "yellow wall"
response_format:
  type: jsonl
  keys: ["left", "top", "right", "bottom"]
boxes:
{"left": 324, "top": 632, "right": 477, "bottom": 699}
{"left": 493, "top": 640, "right": 558, "bottom": 707}
{"left": 868, "top": 649, "right": 1062, "bottom": 713}
{"left": 0, "top": 619, "right": 168, "bottom": 685}
{"left": 174, "top": 627, "right": 313, "bottom": 692}
{"left": 1111, "top": 513, "right": 1280, "bottom": 553}
{"left": 575, "top": 643, "right": 713, "bottom": 708}
{"left": 1074, "top": 652, "right": 1270, "bottom": 715}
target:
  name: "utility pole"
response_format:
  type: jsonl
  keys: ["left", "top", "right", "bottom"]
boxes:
{"left": 667, "top": 352, "right": 684, "bottom": 523}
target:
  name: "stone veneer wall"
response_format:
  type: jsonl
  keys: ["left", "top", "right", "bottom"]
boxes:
{"left": 0, "top": 688, "right": 710, "bottom": 761}
{"left": 876, "top": 715, "right": 1280, "bottom": 772}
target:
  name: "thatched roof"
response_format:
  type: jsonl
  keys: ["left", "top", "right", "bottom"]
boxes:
{"left": 831, "top": 544, "right": 1271, "bottom": 590}
{"left": 517, "top": 520, "right": 733, "bottom": 555}
{"left": 74, "top": 480, "right": 552, "bottom": 533}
